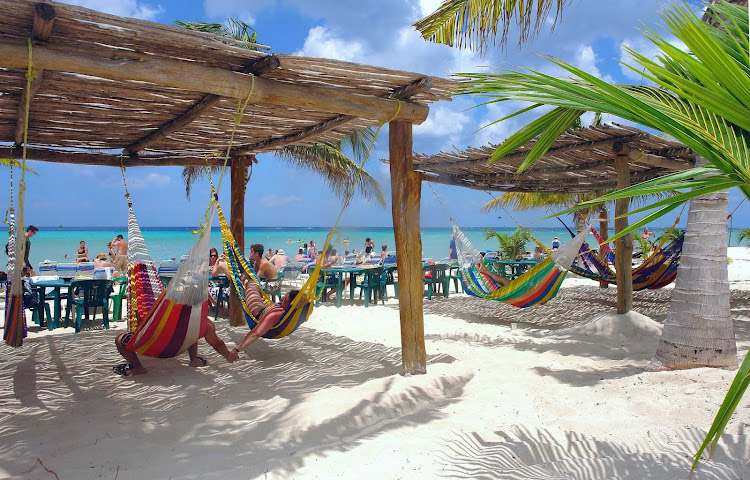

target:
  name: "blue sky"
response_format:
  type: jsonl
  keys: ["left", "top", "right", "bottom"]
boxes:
{"left": 3, "top": 0, "right": 748, "bottom": 230}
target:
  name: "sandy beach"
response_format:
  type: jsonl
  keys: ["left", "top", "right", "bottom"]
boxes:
{"left": 1, "top": 248, "right": 748, "bottom": 479}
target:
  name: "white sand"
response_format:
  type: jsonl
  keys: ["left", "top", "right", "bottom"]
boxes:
{"left": 1, "top": 248, "right": 749, "bottom": 479}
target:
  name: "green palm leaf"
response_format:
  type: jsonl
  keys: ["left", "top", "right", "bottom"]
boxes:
{"left": 452, "top": 2, "right": 750, "bottom": 473}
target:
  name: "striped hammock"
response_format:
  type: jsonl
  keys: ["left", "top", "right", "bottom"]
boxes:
{"left": 3, "top": 209, "right": 26, "bottom": 347}
{"left": 454, "top": 222, "right": 589, "bottom": 308}
{"left": 567, "top": 224, "right": 684, "bottom": 291}
{"left": 126, "top": 202, "right": 215, "bottom": 357}
{"left": 125, "top": 200, "right": 164, "bottom": 331}
{"left": 217, "top": 203, "right": 316, "bottom": 338}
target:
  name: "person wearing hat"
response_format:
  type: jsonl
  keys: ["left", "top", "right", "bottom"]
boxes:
{"left": 551, "top": 236, "right": 561, "bottom": 250}
{"left": 270, "top": 248, "right": 290, "bottom": 268}
{"left": 449, "top": 232, "right": 458, "bottom": 260}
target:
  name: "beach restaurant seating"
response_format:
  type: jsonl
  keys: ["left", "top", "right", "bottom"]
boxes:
{"left": 279, "top": 262, "right": 305, "bottom": 288}
{"left": 109, "top": 276, "right": 127, "bottom": 323}
{"left": 65, "top": 278, "right": 111, "bottom": 333}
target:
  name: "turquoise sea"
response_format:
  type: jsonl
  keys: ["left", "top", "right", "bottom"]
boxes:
{"left": 2, "top": 225, "right": 745, "bottom": 268}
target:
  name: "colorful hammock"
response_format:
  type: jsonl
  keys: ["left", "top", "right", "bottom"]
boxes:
{"left": 125, "top": 201, "right": 215, "bottom": 357}
{"left": 3, "top": 208, "right": 25, "bottom": 347}
{"left": 563, "top": 223, "right": 685, "bottom": 291}
{"left": 216, "top": 202, "right": 316, "bottom": 338}
{"left": 453, "top": 222, "right": 590, "bottom": 307}
{"left": 125, "top": 196, "right": 164, "bottom": 332}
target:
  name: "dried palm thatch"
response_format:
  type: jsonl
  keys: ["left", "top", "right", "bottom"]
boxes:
{"left": 0, "top": 0, "right": 454, "bottom": 167}
{"left": 403, "top": 124, "right": 696, "bottom": 194}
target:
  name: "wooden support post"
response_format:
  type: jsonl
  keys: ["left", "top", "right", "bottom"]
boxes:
{"left": 389, "top": 121, "right": 426, "bottom": 375}
{"left": 13, "top": 2, "right": 56, "bottom": 146}
{"left": 613, "top": 144, "right": 633, "bottom": 313}
{"left": 229, "top": 156, "right": 249, "bottom": 327}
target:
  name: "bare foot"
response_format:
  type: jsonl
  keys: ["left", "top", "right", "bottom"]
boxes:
{"left": 189, "top": 356, "right": 208, "bottom": 367}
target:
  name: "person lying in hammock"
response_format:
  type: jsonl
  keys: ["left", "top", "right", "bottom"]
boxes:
{"left": 477, "top": 259, "right": 512, "bottom": 286}
{"left": 113, "top": 318, "right": 236, "bottom": 376}
{"left": 226, "top": 277, "right": 299, "bottom": 361}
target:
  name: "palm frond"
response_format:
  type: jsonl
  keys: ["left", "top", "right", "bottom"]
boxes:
{"left": 272, "top": 144, "right": 385, "bottom": 206}
{"left": 0, "top": 158, "right": 37, "bottom": 175}
{"left": 413, "top": 0, "right": 572, "bottom": 53}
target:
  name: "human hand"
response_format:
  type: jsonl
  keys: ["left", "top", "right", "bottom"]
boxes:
{"left": 226, "top": 349, "right": 240, "bottom": 362}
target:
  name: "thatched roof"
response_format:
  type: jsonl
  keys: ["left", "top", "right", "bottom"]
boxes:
{"left": 407, "top": 124, "right": 696, "bottom": 193}
{"left": 0, "top": 0, "right": 454, "bottom": 167}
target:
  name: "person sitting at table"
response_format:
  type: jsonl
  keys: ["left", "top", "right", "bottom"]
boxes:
{"left": 270, "top": 248, "right": 290, "bottom": 268}
{"left": 93, "top": 252, "right": 119, "bottom": 275}
{"left": 249, "top": 243, "right": 279, "bottom": 293}
{"left": 477, "top": 259, "right": 511, "bottom": 286}
{"left": 533, "top": 246, "right": 544, "bottom": 261}
{"left": 380, "top": 244, "right": 388, "bottom": 263}
{"left": 76, "top": 240, "right": 90, "bottom": 263}
{"left": 208, "top": 247, "right": 230, "bottom": 316}
{"left": 294, "top": 248, "right": 306, "bottom": 263}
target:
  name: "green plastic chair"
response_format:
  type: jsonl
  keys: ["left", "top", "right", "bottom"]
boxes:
{"left": 65, "top": 279, "right": 111, "bottom": 333}
{"left": 29, "top": 287, "right": 53, "bottom": 330}
{"left": 263, "top": 271, "right": 284, "bottom": 302}
{"left": 446, "top": 262, "right": 463, "bottom": 294}
{"left": 109, "top": 275, "right": 127, "bottom": 323}
{"left": 423, "top": 264, "right": 449, "bottom": 300}
{"left": 356, "top": 267, "right": 384, "bottom": 306}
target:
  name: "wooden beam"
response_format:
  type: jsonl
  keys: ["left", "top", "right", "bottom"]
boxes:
{"left": 123, "top": 55, "right": 281, "bottom": 155}
{"left": 390, "top": 121, "right": 426, "bottom": 375}
{"left": 614, "top": 147, "right": 633, "bottom": 314}
{"left": 31, "top": 2, "right": 56, "bottom": 41}
{"left": 232, "top": 114, "right": 356, "bottom": 155}
{"left": 13, "top": 3, "right": 56, "bottom": 146}
{"left": 232, "top": 77, "right": 435, "bottom": 155}
{"left": 229, "top": 156, "right": 249, "bottom": 327}
{"left": 6, "top": 146, "right": 228, "bottom": 167}
{"left": 0, "top": 43, "right": 430, "bottom": 125}
{"left": 618, "top": 145, "right": 694, "bottom": 171}
{"left": 390, "top": 77, "right": 432, "bottom": 99}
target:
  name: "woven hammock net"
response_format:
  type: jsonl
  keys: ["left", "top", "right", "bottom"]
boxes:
{"left": 3, "top": 209, "right": 26, "bottom": 347}
{"left": 126, "top": 202, "right": 163, "bottom": 331}
{"left": 126, "top": 202, "right": 215, "bottom": 357}
{"left": 452, "top": 221, "right": 588, "bottom": 307}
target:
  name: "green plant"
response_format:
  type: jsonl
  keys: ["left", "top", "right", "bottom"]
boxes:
{"left": 737, "top": 228, "right": 750, "bottom": 246}
{"left": 485, "top": 227, "right": 530, "bottom": 260}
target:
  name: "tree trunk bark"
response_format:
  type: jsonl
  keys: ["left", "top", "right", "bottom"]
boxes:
{"left": 647, "top": 156, "right": 737, "bottom": 370}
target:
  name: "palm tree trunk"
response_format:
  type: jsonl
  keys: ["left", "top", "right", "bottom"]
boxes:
{"left": 647, "top": 157, "right": 737, "bottom": 370}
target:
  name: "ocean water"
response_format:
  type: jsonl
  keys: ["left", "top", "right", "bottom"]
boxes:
{"left": 3, "top": 225, "right": 744, "bottom": 268}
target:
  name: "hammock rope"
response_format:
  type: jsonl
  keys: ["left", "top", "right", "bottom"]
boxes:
{"left": 120, "top": 159, "right": 164, "bottom": 332}
{"left": 213, "top": 101, "right": 401, "bottom": 337}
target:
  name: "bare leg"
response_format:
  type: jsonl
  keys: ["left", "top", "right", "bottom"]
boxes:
{"left": 203, "top": 320, "right": 233, "bottom": 361}
{"left": 115, "top": 333, "right": 147, "bottom": 375}
{"left": 478, "top": 261, "right": 511, "bottom": 286}
{"left": 187, "top": 341, "right": 206, "bottom": 367}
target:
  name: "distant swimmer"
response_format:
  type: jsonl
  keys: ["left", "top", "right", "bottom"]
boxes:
{"left": 341, "top": 238, "right": 351, "bottom": 245}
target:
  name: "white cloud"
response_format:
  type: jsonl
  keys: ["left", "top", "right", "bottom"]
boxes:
{"left": 619, "top": 35, "right": 687, "bottom": 82}
{"left": 294, "top": 26, "right": 364, "bottom": 61}
{"left": 414, "top": 104, "right": 470, "bottom": 138}
{"left": 128, "top": 173, "right": 171, "bottom": 190}
{"left": 417, "top": 0, "right": 443, "bottom": 18}
{"left": 260, "top": 194, "right": 303, "bottom": 208}
{"left": 59, "top": 0, "right": 164, "bottom": 20}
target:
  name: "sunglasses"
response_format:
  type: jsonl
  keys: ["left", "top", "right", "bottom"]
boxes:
{"left": 210, "top": 254, "right": 218, "bottom": 257}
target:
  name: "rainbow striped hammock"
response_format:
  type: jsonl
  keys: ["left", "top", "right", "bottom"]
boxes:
{"left": 124, "top": 201, "right": 215, "bottom": 357}
{"left": 216, "top": 202, "right": 316, "bottom": 338}
{"left": 568, "top": 224, "right": 684, "bottom": 291}
{"left": 454, "top": 222, "right": 589, "bottom": 308}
